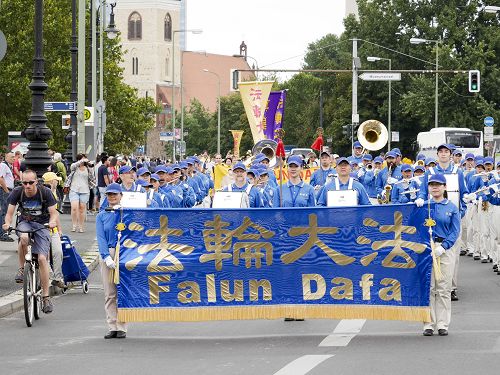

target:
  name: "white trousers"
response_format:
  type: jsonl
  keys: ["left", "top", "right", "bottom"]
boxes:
{"left": 100, "top": 247, "right": 127, "bottom": 332}
{"left": 424, "top": 244, "right": 454, "bottom": 331}
{"left": 478, "top": 205, "right": 496, "bottom": 260}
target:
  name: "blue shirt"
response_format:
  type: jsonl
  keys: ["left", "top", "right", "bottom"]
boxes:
{"left": 223, "top": 183, "right": 264, "bottom": 208}
{"left": 375, "top": 166, "right": 401, "bottom": 196}
{"left": 347, "top": 155, "right": 364, "bottom": 166}
{"left": 359, "top": 169, "right": 377, "bottom": 198}
{"left": 316, "top": 178, "right": 372, "bottom": 206}
{"left": 391, "top": 180, "right": 413, "bottom": 203}
{"left": 310, "top": 167, "right": 336, "bottom": 188}
{"left": 96, "top": 210, "right": 119, "bottom": 259}
{"left": 273, "top": 181, "right": 316, "bottom": 207}
{"left": 172, "top": 181, "right": 197, "bottom": 208}
{"left": 428, "top": 198, "right": 460, "bottom": 251}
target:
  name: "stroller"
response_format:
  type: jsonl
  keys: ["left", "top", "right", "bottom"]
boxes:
{"left": 61, "top": 235, "right": 90, "bottom": 294}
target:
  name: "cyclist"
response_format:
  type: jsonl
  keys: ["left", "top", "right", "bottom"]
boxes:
{"left": 2, "top": 169, "right": 59, "bottom": 314}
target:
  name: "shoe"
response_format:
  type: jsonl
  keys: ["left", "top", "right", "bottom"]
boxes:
{"left": 116, "top": 331, "right": 126, "bottom": 339}
{"left": 14, "top": 268, "right": 24, "bottom": 283}
{"left": 423, "top": 329, "right": 434, "bottom": 336}
{"left": 0, "top": 234, "right": 14, "bottom": 242}
{"left": 71, "top": 226, "right": 76, "bottom": 232}
{"left": 284, "top": 318, "right": 295, "bottom": 321}
{"left": 481, "top": 258, "right": 488, "bottom": 263}
{"left": 451, "top": 290, "right": 459, "bottom": 301}
{"left": 493, "top": 264, "right": 498, "bottom": 271}
{"left": 459, "top": 250, "right": 466, "bottom": 256}
{"left": 51, "top": 279, "right": 65, "bottom": 289}
{"left": 467, "top": 252, "right": 473, "bottom": 257}
{"left": 438, "top": 329, "right": 448, "bottom": 336}
{"left": 78, "top": 227, "right": 84, "bottom": 233}
{"left": 473, "top": 255, "right": 480, "bottom": 260}
{"left": 104, "top": 331, "right": 117, "bottom": 339}
{"left": 42, "top": 297, "right": 53, "bottom": 314}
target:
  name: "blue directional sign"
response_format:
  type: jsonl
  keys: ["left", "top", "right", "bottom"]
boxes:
{"left": 44, "top": 102, "right": 77, "bottom": 112}
{"left": 484, "top": 116, "right": 494, "bottom": 127}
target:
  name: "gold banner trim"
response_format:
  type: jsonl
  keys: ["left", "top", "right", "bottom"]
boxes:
{"left": 118, "top": 305, "right": 430, "bottom": 323}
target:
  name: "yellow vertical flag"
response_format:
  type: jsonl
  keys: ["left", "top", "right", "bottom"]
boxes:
{"left": 238, "top": 81, "right": 274, "bottom": 143}
{"left": 230, "top": 130, "right": 244, "bottom": 159}
{"left": 213, "top": 164, "right": 233, "bottom": 191}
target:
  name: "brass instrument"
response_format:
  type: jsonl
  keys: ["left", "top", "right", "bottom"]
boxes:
{"left": 482, "top": 200, "right": 489, "bottom": 212}
{"left": 357, "top": 120, "right": 389, "bottom": 151}
{"left": 377, "top": 185, "right": 392, "bottom": 204}
{"left": 416, "top": 160, "right": 425, "bottom": 167}
{"left": 244, "top": 139, "right": 278, "bottom": 168}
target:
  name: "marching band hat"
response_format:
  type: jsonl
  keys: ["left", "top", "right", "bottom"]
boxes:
{"left": 336, "top": 157, "right": 350, "bottom": 165}
{"left": 496, "top": 161, "right": 500, "bottom": 167}
{"left": 475, "top": 158, "right": 484, "bottom": 167}
{"left": 150, "top": 173, "right": 160, "bottom": 181}
{"left": 320, "top": 151, "right": 331, "bottom": 157}
{"left": 232, "top": 162, "right": 247, "bottom": 172}
{"left": 179, "top": 161, "right": 189, "bottom": 169}
{"left": 401, "top": 164, "right": 413, "bottom": 172}
{"left": 437, "top": 143, "right": 452, "bottom": 152}
{"left": 391, "top": 148, "right": 402, "bottom": 156}
{"left": 452, "top": 149, "right": 463, "bottom": 156}
{"left": 136, "top": 179, "right": 152, "bottom": 188}
{"left": 425, "top": 157, "right": 436, "bottom": 166}
{"left": 414, "top": 165, "right": 425, "bottom": 172}
{"left": 353, "top": 141, "right": 362, "bottom": 148}
{"left": 136, "top": 167, "right": 150, "bottom": 176}
{"left": 362, "top": 154, "right": 373, "bottom": 161}
{"left": 416, "top": 153, "right": 426, "bottom": 161}
{"left": 154, "top": 165, "right": 168, "bottom": 173}
{"left": 385, "top": 151, "right": 397, "bottom": 159}
{"left": 484, "top": 157, "right": 494, "bottom": 165}
{"left": 448, "top": 144, "right": 457, "bottom": 151}
{"left": 166, "top": 167, "right": 175, "bottom": 174}
{"left": 428, "top": 173, "right": 447, "bottom": 185}
{"left": 332, "top": 153, "right": 340, "bottom": 159}
{"left": 171, "top": 164, "right": 181, "bottom": 170}
{"left": 185, "top": 158, "right": 195, "bottom": 165}
{"left": 465, "top": 153, "right": 475, "bottom": 160}
{"left": 373, "top": 156, "right": 384, "bottom": 164}
{"left": 287, "top": 155, "right": 303, "bottom": 167}
{"left": 255, "top": 152, "right": 270, "bottom": 162}
{"left": 105, "top": 183, "right": 122, "bottom": 194}
{"left": 119, "top": 165, "right": 134, "bottom": 174}
{"left": 247, "top": 168, "right": 260, "bottom": 177}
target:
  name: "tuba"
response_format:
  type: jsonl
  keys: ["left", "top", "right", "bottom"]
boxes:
{"left": 357, "top": 120, "right": 389, "bottom": 151}
{"left": 244, "top": 139, "right": 277, "bottom": 168}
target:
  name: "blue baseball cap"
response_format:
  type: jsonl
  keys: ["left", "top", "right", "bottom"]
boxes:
{"left": 401, "top": 164, "right": 413, "bottom": 172}
{"left": 155, "top": 165, "right": 168, "bottom": 173}
{"left": 353, "top": 141, "right": 362, "bottom": 149}
{"left": 171, "top": 164, "right": 181, "bottom": 171}
{"left": 373, "top": 156, "right": 384, "bottom": 164}
{"left": 448, "top": 144, "right": 457, "bottom": 151}
{"left": 475, "top": 158, "right": 484, "bottom": 167}
{"left": 150, "top": 173, "right": 160, "bottom": 181}
{"left": 362, "top": 154, "right": 373, "bottom": 161}
{"left": 191, "top": 156, "right": 201, "bottom": 164}
{"left": 105, "top": 183, "right": 122, "bottom": 194}
{"left": 437, "top": 143, "right": 452, "bottom": 152}
{"left": 336, "top": 157, "right": 350, "bottom": 165}
{"left": 247, "top": 168, "right": 260, "bottom": 177}
{"left": 179, "top": 161, "right": 188, "bottom": 169}
{"left": 185, "top": 158, "right": 194, "bottom": 165}
{"left": 465, "top": 153, "right": 474, "bottom": 160}
{"left": 119, "top": 165, "right": 134, "bottom": 174}
{"left": 287, "top": 155, "right": 303, "bottom": 167}
{"left": 425, "top": 157, "right": 436, "bottom": 166}
{"left": 416, "top": 153, "right": 426, "bottom": 161}
{"left": 484, "top": 157, "right": 494, "bottom": 165}
{"left": 414, "top": 165, "right": 425, "bottom": 172}
{"left": 452, "top": 149, "right": 463, "bottom": 156}
{"left": 232, "top": 162, "right": 247, "bottom": 172}
{"left": 391, "top": 148, "right": 402, "bottom": 156}
{"left": 385, "top": 151, "right": 397, "bottom": 159}
{"left": 136, "top": 167, "right": 150, "bottom": 176}
{"left": 496, "top": 161, "right": 500, "bottom": 167}
{"left": 255, "top": 152, "right": 269, "bottom": 162}
{"left": 428, "top": 173, "right": 446, "bottom": 184}
{"left": 136, "top": 179, "right": 152, "bottom": 187}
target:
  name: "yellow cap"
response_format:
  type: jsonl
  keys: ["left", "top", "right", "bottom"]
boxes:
{"left": 42, "top": 172, "right": 62, "bottom": 183}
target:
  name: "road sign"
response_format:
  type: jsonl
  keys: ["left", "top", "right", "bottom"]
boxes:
{"left": 484, "top": 126, "right": 494, "bottom": 142}
{"left": 391, "top": 131, "right": 400, "bottom": 142}
{"left": 44, "top": 101, "right": 77, "bottom": 112}
{"left": 61, "top": 114, "right": 70, "bottom": 130}
{"left": 160, "top": 131, "right": 174, "bottom": 141}
{"left": 484, "top": 116, "right": 494, "bottom": 127}
{"left": 84, "top": 106, "right": 94, "bottom": 126}
{"left": 359, "top": 72, "right": 401, "bottom": 81}
{"left": 0, "top": 30, "right": 7, "bottom": 61}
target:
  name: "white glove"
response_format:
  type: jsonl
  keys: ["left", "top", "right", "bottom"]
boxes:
{"left": 415, "top": 198, "right": 425, "bottom": 207}
{"left": 491, "top": 184, "right": 499, "bottom": 193}
{"left": 387, "top": 177, "right": 398, "bottom": 185}
{"left": 104, "top": 255, "right": 116, "bottom": 269}
{"left": 112, "top": 204, "right": 122, "bottom": 210}
{"left": 357, "top": 169, "right": 365, "bottom": 178}
{"left": 463, "top": 193, "right": 476, "bottom": 203}
{"left": 434, "top": 245, "right": 446, "bottom": 257}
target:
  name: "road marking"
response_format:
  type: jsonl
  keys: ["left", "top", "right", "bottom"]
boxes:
{"left": 319, "top": 319, "right": 366, "bottom": 347}
{"left": 273, "top": 355, "right": 334, "bottom": 375}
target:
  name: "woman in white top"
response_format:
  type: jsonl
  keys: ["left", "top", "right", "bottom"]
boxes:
{"left": 67, "top": 154, "right": 96, "bottom": 232}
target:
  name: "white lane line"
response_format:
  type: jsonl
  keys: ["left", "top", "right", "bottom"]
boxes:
{"left": 319, "top": 319, "right": 366, "bottom": 347}
{"left": 273, "top": 355, "right": 334, "bottom": 375}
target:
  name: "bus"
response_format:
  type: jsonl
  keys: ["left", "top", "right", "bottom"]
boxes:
{"left": 416, "top": 127, "right": 483, "bottom": 158}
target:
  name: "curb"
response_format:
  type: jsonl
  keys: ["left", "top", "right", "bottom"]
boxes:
{"left": 0, "top": 240, "right": 100, "bottom": 319}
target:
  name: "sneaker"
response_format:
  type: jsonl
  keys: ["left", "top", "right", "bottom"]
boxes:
{"left": 0, "top": 234, "right": 14, "bottom": 242}
{"left": 438, "top": 329, "right": 448, "bottom": 336}
{"left": 423, "top": 329, "right": 434, "bottom": 336}
{"left": 42, "top": 297, "right": 53, "bottom": 314}
{"left": 71, "top": 226, "right": 76, "bottom": 232}
{"left": 451, "top": 290, "right": 459, "bottom": 301}
{"left": 14, "top": 268, "right": 24, "bottom": 283}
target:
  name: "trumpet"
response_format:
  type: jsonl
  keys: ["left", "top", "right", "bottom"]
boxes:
{"left": 378, "top": 185, "right": 393, "bottom": 204}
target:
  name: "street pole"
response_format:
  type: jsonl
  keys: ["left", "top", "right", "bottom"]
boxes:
{"left": 171, "top": 31, "right": 177, "bottom": 162}
{"left": 24, "top": 0, "right": 52, "bottom": 177}
{"left": 180, "top": 50, "right": 184, "bottom": 160}
{"left": 64, "top": 0, "right": 78, "bottom": 163}
{"left": 203, "top": 69, "right": 221, "bottom": 154}
{"left": 435, "top": 39, "right": 439, "bottom": 128}
{"left": 99, "top": 1, "right": 104, "bottom": 155}
{"left": 77, "top": 0, "right": 86, "bottom": 154}
{"left": 388, "top": 59, "right": 392, "bottom": 150}
{"left": 351, "top": 38, "right": 359, "bottom": 149}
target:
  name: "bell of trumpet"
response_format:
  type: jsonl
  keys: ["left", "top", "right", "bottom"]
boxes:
{"left": 244, "top": 139, "right": 278, "bottom": 168}
{"left": 357, "top": 120, "right": 388, "bottom": 151}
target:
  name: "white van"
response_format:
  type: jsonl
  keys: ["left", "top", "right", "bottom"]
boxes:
{"left": 416, "top": 127, "right": 483, "bottom": 158}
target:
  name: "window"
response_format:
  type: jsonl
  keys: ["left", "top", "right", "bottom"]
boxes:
{"left": 128, "top": 12, "right": 142, "bottom": 40}
{"left": 132, "top": 57, "right": 139, "bottom": 75}
{"left": 164, "top": 13, "right": 172, "bottom": 41}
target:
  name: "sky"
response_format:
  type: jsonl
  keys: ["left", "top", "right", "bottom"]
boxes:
{"left": 186, "top": 0, "right": 347, "bottom": 79}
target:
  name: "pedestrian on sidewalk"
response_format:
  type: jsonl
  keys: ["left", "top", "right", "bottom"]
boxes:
{"left": 0, "top": 152, "right": 15, "bottom": 242}
{"left": 96, "top": 183, "right": 127, "bottom": 339}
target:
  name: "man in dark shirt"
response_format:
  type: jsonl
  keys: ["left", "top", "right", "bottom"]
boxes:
{"left": 2, "top": 170, "right": 58, "bottom": 313}
{"left": 97, "top": 156, "right": 111, "bottom": 206}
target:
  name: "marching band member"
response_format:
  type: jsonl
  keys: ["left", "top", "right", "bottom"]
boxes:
{"left": 360, "top": 156, "right": 382, "bottom": 203}
{"left": 222, "top": 162, "right": 264, "bottom": 208}
{"left": 136, "top": 167, "right": 151, "bottom": 184}
{"left": 255, "top": 153, "right": 278, "bottom": 188}
{"left": 452, "top": 150, "right": 463, "bottom": 166}
{"left": 169, "top": 165, "right": 197, "bottom": 208}
{"left": 118, "top": 166, "right": 144, "bottom": 193}
{"left": 182, "top": 160, "right": 204, "bottom": 204}
{"left": 96, "top": 183, "right": 127, "bottom": 339}
{"left": 391, "top": 164, "right": 414, "bottom": 203}
{"left": 149, "top": 173, "right": 170, "bottom": 207}
{"left": 347, "top": 141, "right": 364, "bottom": 166}
{"left": 310, "top": 151, "right": 336, "bottom": 194}
{"left": 425, "top": 157, "right": 437, "bottom": 169}
{"left": 413, "top": 153, "right": 426, "bottom": 169}
{"left": 135, "top": 179, "right": 161, "bottom": 208}
{"left": 246, "top": 168, "right": 260, "bottom": 186}
{"left": 416, "top": 143, "right": 468, "bottom": 302}
{"left": 389, "top": 148, "right": 403, "bottom": 180}
{"left": 273, "top": 155, "right": 316, "bottom": 207}
{"left": 422, "top": 173, "right": 460, "bottom": 337}
{"left": 255, "top": 164, "right": 275, "bottom": 208}
{"left": 375, "top": 151, "right": 399, "bottom": 202}
{"left": 317, "top": 157, "right": 371, "bottom": 206}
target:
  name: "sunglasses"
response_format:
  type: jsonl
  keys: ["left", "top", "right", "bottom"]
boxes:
{"left": 22, "top": 181, "right": 36, "bottom": 186}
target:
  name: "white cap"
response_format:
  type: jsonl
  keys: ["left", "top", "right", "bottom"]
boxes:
{"left": 332, "top": 153, "right": 339, "bottom": 159}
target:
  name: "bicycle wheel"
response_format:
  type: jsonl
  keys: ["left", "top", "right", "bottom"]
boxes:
{"left": 33, "top": 266, "right": 42, "bottom": 320}
{"left": 23, "top": 262, "right": 34, "bottom": 327}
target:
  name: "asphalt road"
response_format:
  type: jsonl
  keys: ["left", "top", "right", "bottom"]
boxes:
{"left": 1, "top": 251, "right": 499, "bottom": 375}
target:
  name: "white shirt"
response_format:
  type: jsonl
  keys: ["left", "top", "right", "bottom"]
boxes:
{"left": 0, "top": 162, "right": 14, "bottom": 189}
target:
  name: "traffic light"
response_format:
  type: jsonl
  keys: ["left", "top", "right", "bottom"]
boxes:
{"left": 231, "top": 69, "right": 240, "bottom": 90}
{"left": 468, "top": 70, "right": 480, "bottom": 93}
{"left": 342, "top": 124, "right": 352, "bottom": 139}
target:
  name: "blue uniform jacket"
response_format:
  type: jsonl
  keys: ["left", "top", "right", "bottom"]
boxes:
{"left": 272, "top": 181, "right": 316, "bottom": 207}
{"left": 96, "top": 210, "right": 118, "bottom": 259}
{"left": 310, "top": 168, "right": 336, "bottom": 189}
{"left": 428, "top": 198, "right": 461, "bottom": 251}
{"left": 316, "top": 178, "right": 372, "bottom": 206}
{"left": 222, "top": 183, "right": 264, "bottom": 208}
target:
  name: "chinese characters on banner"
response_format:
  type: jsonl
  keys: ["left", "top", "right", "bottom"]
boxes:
{"left": 238, "top": 81, "right": 274, "bottom": 143}
{"left": 263, "top": 90, "right": 287, "bottom": 141}
{"left": 116, "top": 204, "right": 432, "bottom": 323}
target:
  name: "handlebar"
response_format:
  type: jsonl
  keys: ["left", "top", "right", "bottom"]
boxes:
{"left": 8, "top": 223, "right": 51, "bottom": 235}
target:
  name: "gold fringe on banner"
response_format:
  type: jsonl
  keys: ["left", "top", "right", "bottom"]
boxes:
{"left": 118, "top": 305, "right": 430, "bottom": 323}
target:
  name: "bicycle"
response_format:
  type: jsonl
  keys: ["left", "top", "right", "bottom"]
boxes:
{"left": 8, "top": 224, "right": 51, "bottom": 327}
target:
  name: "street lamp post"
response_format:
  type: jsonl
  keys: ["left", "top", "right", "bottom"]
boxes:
{"left": 410, "top": 37, "right": 440, "bottom": 128}
{"left": 171, "top": 29, "right": 202, "bottom": 162}
{"left": 485, "top": 5, "right": 500, "bottom": 13}
{"left": 23, "top": 0, "right": 52, "bottom": 177}
{"left": 203, "top": 69, "right": 221, "bottom": 155}
{"left": 367, "top": 56, "right": 392, "bottom": 150}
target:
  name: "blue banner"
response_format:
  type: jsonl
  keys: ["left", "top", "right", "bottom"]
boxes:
{"left": 116, "top": 204, "right": 432, "bottom": 322}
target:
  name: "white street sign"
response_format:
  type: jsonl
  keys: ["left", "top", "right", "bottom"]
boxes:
{"left": 484, "top": 126, "right": 494, "bottom": 142}
{"left": 359, "top": 72, "right": 401, "bottom": 81}
{"left": 391, "top": 131, "right": 400, "bottom": 142}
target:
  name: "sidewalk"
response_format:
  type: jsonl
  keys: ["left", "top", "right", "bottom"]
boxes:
{"left": 0, "top": 212, "right": 101, "bottom": 318}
